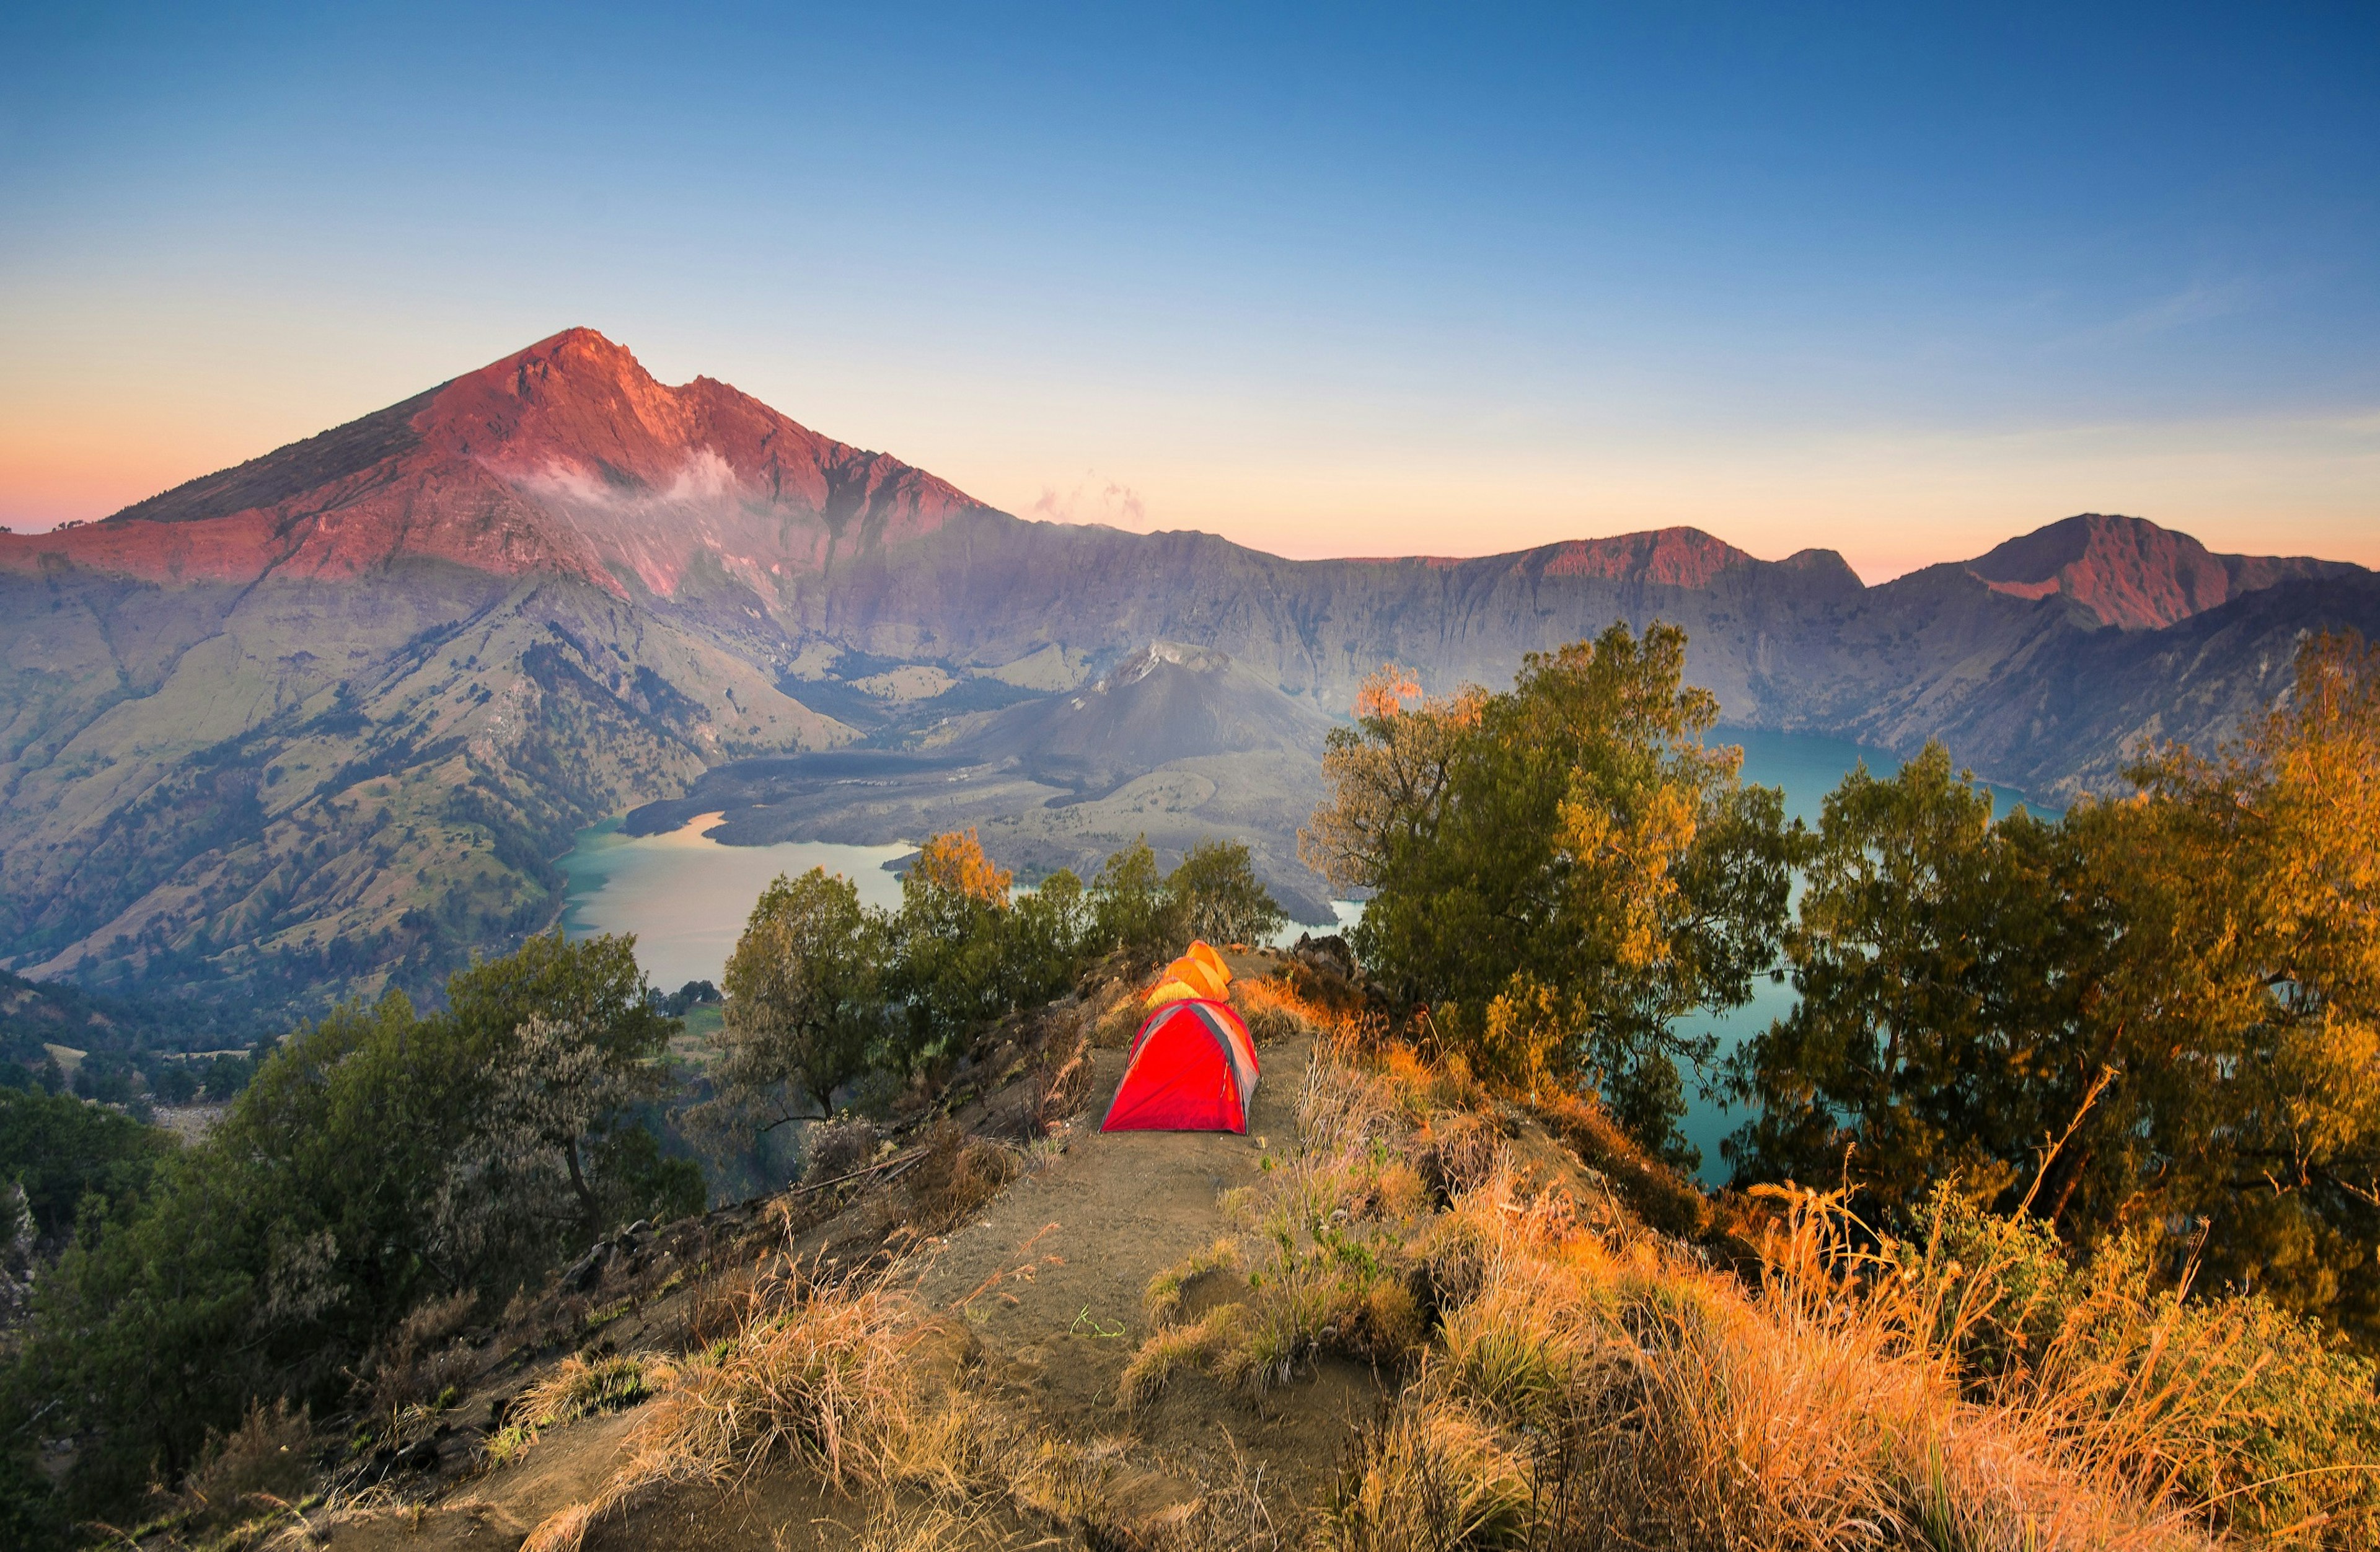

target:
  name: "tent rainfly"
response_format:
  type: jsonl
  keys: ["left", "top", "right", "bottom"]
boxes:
{"left": 1143, "top": 940, "right": 1234, "bottom": 1011}
{"left": 1101, "top": 997, "right": 1260, "bottom": 1134}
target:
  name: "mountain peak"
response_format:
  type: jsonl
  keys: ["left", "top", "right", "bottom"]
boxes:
{"left": 1967, "top": 513, "right": 2359, "bottom": 630}
{"left": 25, "top": 329, "right": 995, "bottom": 595}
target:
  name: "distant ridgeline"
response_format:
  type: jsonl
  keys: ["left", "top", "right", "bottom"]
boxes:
{"left": 1, "top": 325, "right": 2372, "bottom": 1026}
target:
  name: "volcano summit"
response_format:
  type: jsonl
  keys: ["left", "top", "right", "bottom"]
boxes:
{"left": 3, "top": 329, "right": 2371, "bottom": 1015}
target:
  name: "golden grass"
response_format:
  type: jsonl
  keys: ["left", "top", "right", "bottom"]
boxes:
{"left": 847, "top": 1496, "right": 1002, "bottom": 1551}
{"left": 1119, "top": 1304, "right": 1251, "bottom": 1409}
{"left": 1311, "top": 1153, "right": 2195, "bottom": 1551}
{"left": 1232, "top": 977, "right": 1326, "bottom": 1044}
{"left": 516, "top": 1256, "right": 998, "bottom": 1552}
{"left": 1144, "top": 1237, "right": 1245, "bottom": 1329}
{"left": 1144, "top": 1013, "right": 2292, "bottom": 1551}
{"left": 513, "top": 971, "right": 2371, "bottom": 1551}
{"left": 1090, "top": 982, "right": 1145, "bottom": 1048}
{"left": 1801, "top": 1184, "right": 2380, "bottom": 1547}
{"left": 485, "top": 1351, "right": 664, "bottom": 1467}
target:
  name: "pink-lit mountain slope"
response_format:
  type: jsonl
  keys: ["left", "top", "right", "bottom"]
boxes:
{"left": 1965, "top": 511, "right": 2356, "bottom": 630}
{"left": 1, "top": 328, "right": 2371, "bottom": 1017}
{"left": 8, "top": 328, "right": 990, "bottom": 593}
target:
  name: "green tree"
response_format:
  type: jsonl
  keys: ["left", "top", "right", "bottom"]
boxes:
{"left": 1304, "top": 624, "right": 1794, "bottom": 1163}
{"left": 1003, "top": 868, "right": 1092, "bottom": 1005}
{"left": 1730, "top": 633, "right": 2380, "bottom": 1338}
{"left": 439, "top": 933, "right": 676, "bottom": 1246}
{"left": 1166, "top": 839, "right": 1287, "bottom": 946}
{"left": 2084, "top": 630, "right": 2380, "bottom": 1332}
{"left": 9, "top": 935, "right": 687, "bottom": 1511}
{"left": 0, "top": 1085, "right": 171, "bottom": 1245}
{"left": 1089, "top": 836, "right": 1179, "bottom": 962}
{"left": 703, "top": 868, "right": 888, "bottom": 1136}
{"left": 888, "top": 830, "right": 1017, "bottom": 1062}
{"left": 1724, "top": 746, "right": 2104, "bottom": 1215}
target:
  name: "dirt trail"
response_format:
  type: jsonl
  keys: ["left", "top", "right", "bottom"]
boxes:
{"left": 319, "top": 966, "right": 1395, "bottom": 1549}
{"left": 915, "top": 1035, "right": 1299, "bottom": 1414}
{"left": 909, "top": 1028, "right": 1385, "bottom": 1514}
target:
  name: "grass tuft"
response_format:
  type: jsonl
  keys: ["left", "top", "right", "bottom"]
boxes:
{"left": 1143, "top": 1238, "right": 1244, "bottom": 1329}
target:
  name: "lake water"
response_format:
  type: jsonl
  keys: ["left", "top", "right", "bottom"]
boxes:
{"left": 1671, "top": 727, "right": 2050, "bottom": 1182}
{"left": 562, "top": 730, "right": 2045, "bottom": 1183}
{"left": 558, "top": 813, "right": 910, "bottom": 992}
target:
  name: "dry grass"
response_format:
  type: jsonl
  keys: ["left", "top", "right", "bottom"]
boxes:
{"left": 361, "top": 1287, "right": 480, "bottom": 1414}
{"left": 1232, "top": 977, "right": 1326, "bottom": 1045}
{"left": 1144, "top": 1238, "right": 1245, "bottom": 1329}
{"left": 485, "top": 1351, "right": 664, "bottom": 1466}
{"left": 904, "top": 1122, "right": 1022, "bottom": 1235}
{"left": 518, "top": 1254, "right": 1289, "bottom": 1548}
{"left": 686, "top": 1257, "right": 765, "bottom": 1349}
{"left": 1119, "top": 1025, "right": 1447, "bottom": 1405}
{"left": 180, "top": 1397, "right": 314, "bottom": 1532}
{"left": 1838, "top": 1185, "right": 2380, "bottom": 1547}
{"left": 1109, "top": 1011, "right": 2304, "bottom": 1552}
{"left": 1119, "top": 1305, "right": 1251, "bottom": 1409}
{"left": 1090, "top": 981, "right": 1147, "bottom": 1048}
{"left": 845, "top": 1495, "right": 1004, "bottom": 1551}
{"left": 1316, "top": 1152, "right": 2189, "bottom": 1552}
{"left": 1007, "top": 1432, "right": 1285, "bottom": 1552}
{"left": 1026, "top": 1009, "right": 1098, "bottom": 1135}
{"left": 501, "top": 970, "right": 2365, "bottom": 1552}
{"left": 1525, "top": 1083, "right": 1714, "bottom": 1240}
{"left": 619, "top": 1283, "right": 923, "bottom": 1493}
{"left": 517, "top": 1259, "right": 979, "bottom": 1551}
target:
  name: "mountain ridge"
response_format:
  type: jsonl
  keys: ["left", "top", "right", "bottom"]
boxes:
{"left": 27, "top": 330, "right": 2351, "bottom": 645}
{"left": 2, "top": 327, "right": 2371, "bottom": 1016}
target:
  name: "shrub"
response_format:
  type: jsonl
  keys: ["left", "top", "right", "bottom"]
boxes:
{"left": 182, "top": 1397, "right": 312, "bottom": 1527}
{"left": 904, "top": 1124, "right": 1020, "bottom": 1233}
{"left": 363, "top": 1289, "right": 480, "bottom": 1413}
{"left": 804, "top": 1114, "right": 884, "bottom": 1183}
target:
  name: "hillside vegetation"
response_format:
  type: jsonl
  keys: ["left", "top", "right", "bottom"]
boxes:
{"left": 0, "top": 621, "right": 2373, "bottom": 1549}
{"left": 7, "top": 328, "right": 2376, "bottom": 1027}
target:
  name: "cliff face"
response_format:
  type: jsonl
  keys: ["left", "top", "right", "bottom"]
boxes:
{"left": 2, "top": 328, "right": 2369, "bottom": 1013}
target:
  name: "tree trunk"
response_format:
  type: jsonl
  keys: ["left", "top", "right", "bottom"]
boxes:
{"left": 2047, "top": 1145, "right": 2092, "bottom": 1228}
{"left": 564, "top": 1138, "right": 597, "bottom": 1240}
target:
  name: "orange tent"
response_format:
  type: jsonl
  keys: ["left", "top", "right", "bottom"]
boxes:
{"left": 1143, "top": 941, "right": 1231, "bottom": 1008}
{"left": 1187, "top": 940, "right": 1232, "bottom": 985}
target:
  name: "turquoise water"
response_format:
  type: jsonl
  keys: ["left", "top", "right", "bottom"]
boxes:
{"left": 1672, "top": 728, "right": 2051, "bottom": 1183}
{"left": 561, "top": 730, "right": 2044, "bottom": 1179}
{"left": 1311, "top": 728, "right": 2048, "bottom": 1181}
{"left": 558, "top": 813, "right": 910, "bottom": 992}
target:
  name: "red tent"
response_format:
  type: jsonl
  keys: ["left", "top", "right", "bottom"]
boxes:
{"left": 1101, "top": 998, "right": 1261, "bottom": 1133}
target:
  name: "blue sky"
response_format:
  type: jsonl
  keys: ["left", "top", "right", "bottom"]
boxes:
{"left": 2, "top": 1, "right": 2373, "bottom": 575}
